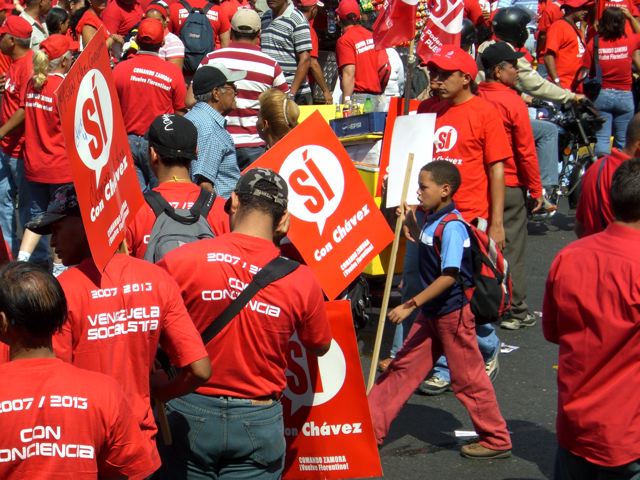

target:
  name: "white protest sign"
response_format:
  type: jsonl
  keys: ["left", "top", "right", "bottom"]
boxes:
{"left": 386, "top": 113, "right": 437, "bottom": 207}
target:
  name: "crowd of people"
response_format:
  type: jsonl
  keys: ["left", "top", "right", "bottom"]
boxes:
{"left": 0, "top": 0, "right": 637, "bottom": 477}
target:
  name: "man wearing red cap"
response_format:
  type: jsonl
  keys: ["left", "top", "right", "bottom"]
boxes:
{"left": 544, "top": 0, "right": 593, "bottom": 90}
{"left": 145, "top": 1, "right": 185, "bottom": 69}
{"left": 0, "top": 16, "right": 33, "bottom": 259}
{"left": 113, "top": 17, "right": 187, "bottom": 191}
{"left": 102, "top": 0, "right": 144, "bottom": 37}
{"left": 335, "top": 0, "right": 389, "bottom": 107}
{"left": 297, "top": 0, "right": 333, "bottom": 104}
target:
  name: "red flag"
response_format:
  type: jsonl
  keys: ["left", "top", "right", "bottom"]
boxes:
{"left": 372, "top": 0, "right": 418, "bottom": 49}
{"left": 416, "top": 0, "right": 464, "bottom": 63}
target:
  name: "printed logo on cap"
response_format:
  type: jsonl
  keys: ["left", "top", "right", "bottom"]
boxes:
{"left": 434, "top": 125, "right": 458, "bottom": 153}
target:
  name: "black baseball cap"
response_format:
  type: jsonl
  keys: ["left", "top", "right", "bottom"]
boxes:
{"left": 192, "top": 64, "right": 246, "bottom": 96}
{"left": 224, "top": 167, "right": 288, "bottom": 213}
{"left": 147, "top": 114, "right": 197, "bottom": 160}
{"left": 480, "top": 42, "right": 525, "bottom": 70}
{"left": 25, "top": 184, "right": 81, "bottom": 235}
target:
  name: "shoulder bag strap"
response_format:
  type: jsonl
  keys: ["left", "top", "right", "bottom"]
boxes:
{"left": 144, "top": 190, "right": 171, "bottom": 218}
{"left": 200, "top": 256, "right": 300, "bottom": 345}
{"left": 189, "top": 188, "right": 216, "bottom": 218}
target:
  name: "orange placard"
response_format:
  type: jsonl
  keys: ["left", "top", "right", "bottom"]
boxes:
{"left": 57, "top": 29, "right": 143, "bottom": 271}
{"left": 251, "top": 112, "right": 394, "bottom": 299}
{"left": 376, "top": 97, "right": 420, "bottom": 197}
{"left": 283, "top": 301, "right": 383, "bottom": 479}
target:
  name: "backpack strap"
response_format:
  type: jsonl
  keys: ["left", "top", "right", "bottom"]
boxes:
{"left": 144, "top": 190, "right": 172, "bottom": 218}
{"left": 180, "top": 0, "right": 194, "bottom": 12}
{"left": 432, "top": 212, "right": 465, "bottom": 257}
{"left": 202, "top": 2, "right": 214, "bottom": 14}
{"left": 190, "top": 188, "right": 216, "bottom": 218}
{"left": 200, "top": 256, "right": 300, "bottom": 346}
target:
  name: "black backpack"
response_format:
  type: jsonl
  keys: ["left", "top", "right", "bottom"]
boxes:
{"left": 179, "top": 0, "right": 215, "bottom": 73}
{"left": 144, "top": 188, "right": 216, "bottom": 263}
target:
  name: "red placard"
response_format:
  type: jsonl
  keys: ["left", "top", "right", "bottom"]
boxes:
{"left": 372, "top": 0, "right": 418, "bottom": 49}
{"left": 250, "top": 112, "right": 394, "bottom": 299}
{"left": 376, "top": 97, "right": 421, "bottom": 197}
{"left": 283, "top": 301, "right": 382, "bottom": 479}
{"left": 417, "top": 0, "right": 464, "bottom": 63}
{"left": 56, "top": 29, "right": 143, "bottom": 271}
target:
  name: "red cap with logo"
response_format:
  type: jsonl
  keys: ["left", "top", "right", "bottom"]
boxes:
{"left": 297, "top": 0, "right": 325, "bottom": 7}
{"left": 562, "top": 0, "right": 594, "bottom": 8}
{"left": 0, "top": 1, "right": 14, "bottom": 12}
{"left": 145, "top": 1, "right": 169, "bottom": 19}
{"left": 40, "top": 34, "right": 71, "bottom": 60}
{"left": 0, "top": 15, "right": 32, "bottom": 39}
{"left": 336, "top": 0, "right": 360, "bottom": 21}
{"left": 426, "top": 45, "right": 479, "bottom": 78}
{"left": 137, "top": 17, "right": 164, "bottom": 44}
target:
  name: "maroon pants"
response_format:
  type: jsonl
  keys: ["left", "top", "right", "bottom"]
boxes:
{"left": 368, "top": 305, "right": 512, "bottom": 450}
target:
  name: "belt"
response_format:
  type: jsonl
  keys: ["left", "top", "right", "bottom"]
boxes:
{"left": 207, "top": 394, "right": 280, "bottom": 406}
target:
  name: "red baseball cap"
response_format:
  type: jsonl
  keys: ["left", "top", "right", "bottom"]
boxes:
{"left": 145, "top": 1, "right": 169, "bottom": 18}
{"left": 0, "top": 15, "right": 32, "bottom": 39}
{"left": 336, "top": 0, "right": 360, "bottom": 21}
{"left": 297, "top": 0, "right": 325, "bottom": 7}
{"left": 562, "top": 0, "right": 593, "bottom": 8}
{"left": 426, "top": 45, "right": 478, "bottom": 78}
{"left": 40, "top": 34, "right": 71, "bottom": 60}
{"left": 0, "top": 1, "right": 14, "bottom": 12}
{"left": 137, "top": 17, "right": 164, "bottom": 44}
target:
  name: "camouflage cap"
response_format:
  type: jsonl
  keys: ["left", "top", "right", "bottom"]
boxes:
{"left": 225, "top": 167, "right": 288, "bottom": 213}
{"left": 25, "top": 184, "right": 81, "bottom": 235}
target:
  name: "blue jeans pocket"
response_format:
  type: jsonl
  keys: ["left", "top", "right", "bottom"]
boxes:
{"left": 243, "top": 409, "right": 285, "bottom": 468}
{"left": 165, "top": 398, "right": 208, "bottom": 453}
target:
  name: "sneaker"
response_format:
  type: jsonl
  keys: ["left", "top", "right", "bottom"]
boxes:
{"left": 460, "top": 442, "right": 511, "bottom": 459}
{"left": 500, "top": 313, "right": 537, "bottom": 330}
{"left": 485, "top": 352, "right": 499, "bottom": 382}
{"left": 418, "top": 375, "right": 451, "bottom": 396}
{"left": 377, "top": 357, "right": 393, "bottom": 373}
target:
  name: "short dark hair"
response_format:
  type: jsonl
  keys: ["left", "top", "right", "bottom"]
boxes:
{"left": 150, "top": 143, "right": 192, "bottom": 169}
{"left": 46, "top": 7, "right": 70, "bottom": 35}
{"left": 610, "top": 158, "right": 640, "bottom": 222}
{"left": 625, "top": 112, "right": 640, "bottom": 146}
{"left": 0, "top": 262, "right": 67, "bottom": 339}
{"left": 421, "top": 160, "right": 462, "bottom": 195}
{"left": 341, "top": 13, "right": 359, "bottom": 26}
{"left": 137, "top": 41, "right": 162, "bottom": 53}
{"left": 236, "top": 179, "right": 286, "bottom": 229}
{"left": 599, "top": 7, "right": 625, "bottom": 40}
{"left": 230, "top": 29, "right": 259, "bottom": 41}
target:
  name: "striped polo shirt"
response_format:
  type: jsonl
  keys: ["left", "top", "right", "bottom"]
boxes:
{"left": 260, "top": 2, "right": 312, "bottom": 96}
{"left": 201, "top": 43, "right": 290, "bottom": 148}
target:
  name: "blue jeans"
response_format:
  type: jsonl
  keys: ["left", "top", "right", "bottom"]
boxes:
{"left": 0, "top": 151, "right": 23, "bottom": 255}
{"left": 531, "top": 118, "right": 559, "bottom": 188}
{"left": 431, "top": 323, "right": 500, "bottom": 383}
{"left": 128, "top": 134, "right": 157, "bottom": 192}
{"left": 391, "top": 240, "right": 423, "bottom": 357}
{"left": 26, "top": 181, "right": 70, "bottom": 220}
{"left": 594, "top": 89, "right": 635, "bottom": 157}
{"left": 236, "top": 146, "right": 266, "bottom": 171}
{"left": 157, "top": 394, "right": 285, "bottom": 480}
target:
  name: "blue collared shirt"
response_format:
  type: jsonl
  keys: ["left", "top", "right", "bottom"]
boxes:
{"left": 185, "top": 102, "right": 240, "bottom": 198}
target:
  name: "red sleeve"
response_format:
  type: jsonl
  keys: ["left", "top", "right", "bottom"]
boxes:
{"left": 295, "top": 271, "right": 331, "bottom": 351}
{"left": 628, "top": 0, "right": 639, "bottom": 17}
{"left": 482, "top": 102, "right": 513, "bottom": 164}
{"left": 158, "top": 271, "right": 209, "bottom": 368}
{"left": 101, "top": 3, "right": 121, "bottom": 37}
{"left": 310, "top": 28, "right": 319, "bottom": 58}
{"left": 206, "top": 197, "right": 231, "bottom": 236}
{"left": 544, "top": 21, "right": 565, "bottom": 55}
{"left": 538, "top": 8, "right": 552, "bottom": 32}
{"left": 216, "top": 8, "right": 230, "bottom": 33}
{"left": 52, "top": 274, "right": 76, "bottom": 363}
{"left": 100, "top": 379, "right": 158, "bottom": 479}
{"left": 464, "top": 0, "right": 485, "bottom": 26}
{"left": 581, "top": 37, "right": 594, "bottom": 70}
{"left": 542, "top": 254, "right": 561, "bottom": 344}
{"left": 511, "top": 101, "right": 543, "bottom": 198}
{"left": 335, "top": 35, "right": 355, "bottom": 69}
{"left": 172, "top": 71, "right": 187, "bottom": 111}
{"left": 168, "top": 3, "right": 181, "bottom": 33}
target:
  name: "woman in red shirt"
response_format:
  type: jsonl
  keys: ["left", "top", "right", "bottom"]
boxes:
{"left": 69, "top": 0, "right": 123, "bottom": 50}
{"left": 18, "top": 35, "right": 74, "bottom": 276}
{"left": 582, "top": 6, "right": 640, "bottom": 155}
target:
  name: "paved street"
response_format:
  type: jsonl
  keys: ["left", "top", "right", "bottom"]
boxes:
{"left": 359, "top": 199, "right": 578, "bottom": 480}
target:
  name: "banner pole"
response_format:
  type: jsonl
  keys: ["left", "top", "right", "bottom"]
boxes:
{"left": 367, "top": 153, "right": 415, "bottom": 393}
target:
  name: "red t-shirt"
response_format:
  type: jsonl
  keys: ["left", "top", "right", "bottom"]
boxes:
{"left": 336, "top": 25, "right": 383, "bottom": 94}
{"left": 538, "top": 0, "right": 563, "bottom": 33}
{"left": 575, "top": 148, "right": 630, "bottom": 236}
{"left": 464, "top": 0, "right": 485, "bottom": 26}
{"left": 157, "top": 232, "right": 332, "bottom": 398}
{"left": 543, "top": 223, "right": 640, "bottom": 467}
{"left": 126, "top": 182, "right": 230, "bottom": 258}
{"left": 52, "top": 254, "right": 208, "bottom": 468}
{"left": 0, "top": 53, "right": 11, "bottom": 77}
{"left": 582, "top": 34, "right": 640, "bottom": 91}
{"left": 0, "top": 358, "right": 156, "bottom": 479}
{"left": 168, "top": 0, "right": 230, "bottom": 47}
{"left": 545, "top": 19, "right": 586, "bottom": 90}
{"left": 477, "top": 82, "right": 543, "bottom": 198}
{"left": 603, "top": 0, "right": 639, "bottom": 35}
{"left": 417, "top": 95, "right": 512, "bottom": 220}
{"left": 219, "top": 0, "right": 240, "bottom": 22}
{"left": 22, "top": 74, "right": 73, "bottom": 183}
{"left": 0, "top": 51, "right": 33, "bottom": 159}
{"left": 75, "top": 9, "right": 110, "bottom": 42}
{"left": 113, "top": 52, "right": 186, "bottom": 135}
{"left": 102, "top": 0, "right": 144, "bottom": 36}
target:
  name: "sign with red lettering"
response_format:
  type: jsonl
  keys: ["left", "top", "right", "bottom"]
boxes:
{"left": 283, "top": 301, "right": 382, "bottom": 479}
{"left": 417, "top": 0, "right": 464, "bottom": 63}
{"left": 250, "top": 112, "right": 394, "bottom": 299}
{"left": 57, "top": 29, "right": 143, "bottom": 271}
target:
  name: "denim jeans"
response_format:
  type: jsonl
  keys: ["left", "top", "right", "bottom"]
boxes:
{"left": 156, "top": 394, "right": 285, "bottom": 480}
{"left": 554, "top": 447, "right": 640, "bottom": 480}
{"left": 531, "top": 118, "right": 559, "bottom": 188}
{"left": 236, "top": 146, "right": 266, "bottom": 172}
{"left": 594, "top": 89, "right": 635, "bottom": 157}
{"left": 431, "top": 323, "right": 500, "bottom": 383}
{"left": 128, "top": 134, "right": 157, "bottom": 192}
{"left": 0, "top": 151, "right": 22, "bottom": 255}
{"left": 26, "top": 181, "right": 70, "bottom": 220}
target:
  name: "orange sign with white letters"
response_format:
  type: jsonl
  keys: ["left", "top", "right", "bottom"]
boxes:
{"left": 57, "top": 29, "right": 143, "bottom": 271}
{"left": 250, "top": 112, "right": 394, "bottom": 299}
{"left": 282, "top": 301, "right": 382, "bottom": 479}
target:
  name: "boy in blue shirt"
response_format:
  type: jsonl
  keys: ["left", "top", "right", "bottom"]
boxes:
{"left": 368, "top": 161, "right": 512, "bottom": 459}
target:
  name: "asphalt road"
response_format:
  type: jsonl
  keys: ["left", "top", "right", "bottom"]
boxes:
{"left": 358, "top": 199, "right": 578, "bottom": 480}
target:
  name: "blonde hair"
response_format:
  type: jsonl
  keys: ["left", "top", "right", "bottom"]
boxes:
{"left": 32, "top": 50, "right": 69, "bottom": 92}
{"left": 258, "top": 89, "right": 300, "bottom": 145}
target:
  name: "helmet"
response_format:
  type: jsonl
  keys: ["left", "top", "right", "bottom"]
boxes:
{"left": 492, "top": 7, "right": 532, "bottom": 48}
{"left": 460, "top": 18, "right": 478, "bottom": 52}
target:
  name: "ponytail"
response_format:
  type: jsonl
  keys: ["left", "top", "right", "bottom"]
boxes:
{"left": 32, "top": 50, "right": 50, "bottom": 92}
